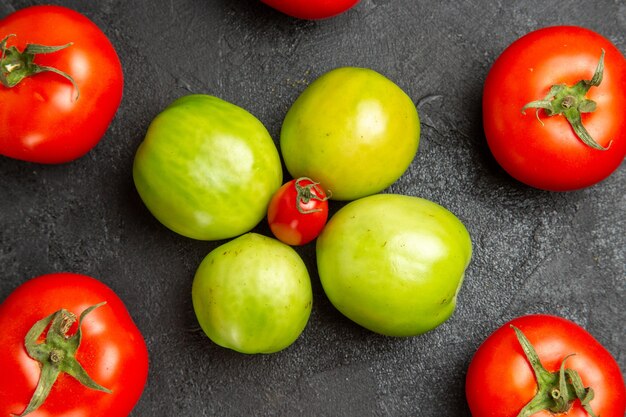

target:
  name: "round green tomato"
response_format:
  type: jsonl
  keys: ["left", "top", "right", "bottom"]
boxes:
{"left": 316, "top": 194, "right": 472, "bottom": 336}
{"left": 192, "top": 233, "right": 313, "bottom": 354}
{"left": 133, "top": 95, "right": 283, "bottom": 240}
{"left": 280, "top": 67, "right": 420, "bottom": 201}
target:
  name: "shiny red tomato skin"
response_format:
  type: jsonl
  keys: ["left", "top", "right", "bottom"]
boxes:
{"left": 261, "top": 0, "right": 360, "bottom": 20}
{"left": 267, "top": 178, "right": 329, "bottom": 246}
{"left": 483, "top": 26, "right": 626, "bottom": 191}
{"left": 466, "top": 315, "right": 626, "bottom": 417}
{"left": 0, "top": 5, "right": 123, "bottom": 163}
{"left": 0, "top": 273, "right": 149, "bottom": 417}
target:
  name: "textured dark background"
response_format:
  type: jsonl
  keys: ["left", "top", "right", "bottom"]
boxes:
{"left": 1, "top": 0, "right": 624, "bottom": 416}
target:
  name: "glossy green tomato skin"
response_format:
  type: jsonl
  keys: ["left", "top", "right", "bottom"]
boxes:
{"left": 192, "top": 233, "right": 313, "bottom": 354}
{"left": 280, "top": 67, "right": 420, "bottom": 201}
{"left": 133, "top": 95, "right": 282, "bottom": 240}
{"left": 316, "top": 194, "right": 472, "bottom": 336}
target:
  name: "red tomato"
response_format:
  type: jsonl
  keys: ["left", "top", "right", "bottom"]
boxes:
{"left": 466, "top": 315, "right": 626, "bottom": 417}
{"left": 267, "top": 177, "right": 329, "bottom": 245}
{"left": 0, "top": 5, "right": 123, "bottom": 163}
{"left": 483, "top": 26, "right": 626, "bottom": 191}
{"left": 261, "top": 0, "right": 360, "bottom": 20}
{"left": 0, "top": 273, "right": 148, "bottom": 417}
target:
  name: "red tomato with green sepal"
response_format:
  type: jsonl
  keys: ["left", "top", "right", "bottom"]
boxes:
{"left": 267, "top": 177, "right": 329, "bottom": 246}
{"left": 466, "top": 314, "right": 626, "bottom": 417}
{"left": 261, "top": 0, "right": 360, "bottom": 20}
{"left": 0, "top": 273, "right": 148, "bottom": 417}
{"left": 483, "top": 26, "right": 626, "bottom": 191}
{"left": 0, "top": 5, "right": 123, "bottom": 164}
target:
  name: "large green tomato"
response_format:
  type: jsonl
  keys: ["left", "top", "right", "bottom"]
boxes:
{"left": 316, "top": 194, "right": 472, "bottom": 336}
{"left": 192, "top": 233, "right": 313, "bottom": 354}
{"left": 133, "top": 95, "right": 283, "bottom": 240}
{"left": 280, "top": 67, "right": 420, "bottom": 201}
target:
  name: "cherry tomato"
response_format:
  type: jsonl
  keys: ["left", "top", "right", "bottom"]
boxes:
{"left": 0, "top": 5, "right": 123, "bottom": 163}
{"left": 0, "top": 273, "right": 149, "bottom": 417}
{"left": 261, "top": 0, "right": 360, "bottom": 20}
{"left": 483, "top": 26, "right": 626, "bottom": 191}
{"left": 267, "top": 177, "right": 329, "bottom": 246}
{"left": 466, "top": 314, "right": 626, "bottom": 417}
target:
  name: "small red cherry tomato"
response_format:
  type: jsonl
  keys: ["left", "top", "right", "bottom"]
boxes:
{"left": 267, "top": 177, "right": 329, "bottom": 246}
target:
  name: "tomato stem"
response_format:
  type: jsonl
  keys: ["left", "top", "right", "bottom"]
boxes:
{"left": 0, "top": 34, "right": 79, "bottom": 100}
{"left": 512, "top": 326, "right": 598, "bottom": 417}
{"left": 294, "top": 177, "right": 330, "bottom": 214}
{"left": 14, "top": 303, "right": 111, "bottom": 417}
{"left": 521, "top": 49, "right": 608, "bottom": 150}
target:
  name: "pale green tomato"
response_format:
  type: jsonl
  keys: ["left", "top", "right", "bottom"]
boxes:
{"left": 133, "top": 95, "right": 282, "bottom": 240}
{"left": 280, "top": 67, "right": 420, "bottom": 201}
{"left": 192, "top": 233, "right": 313, "bottom": 354}
{"left": 316, "top": 194, "right": 472, "bottom": 336}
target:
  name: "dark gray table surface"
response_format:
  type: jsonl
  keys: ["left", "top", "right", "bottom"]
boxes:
{"left": 1, "top": 1, "right": 624, "bottom": 416}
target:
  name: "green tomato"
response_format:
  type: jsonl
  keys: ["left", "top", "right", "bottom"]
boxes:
{"left": 316, "top": 194, "right": 472, "bottom": 337}
{"left": 133, "top": 95, "right": 283, "bottom": 240}
{"left": 280, "top": 67, "right": 420, "bottom": 201}
{"left": 192, "top": 233, "right": 312, "bottom": 354}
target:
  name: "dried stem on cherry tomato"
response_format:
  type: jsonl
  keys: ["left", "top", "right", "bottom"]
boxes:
{"left": 16, "top": 303, "right": 111, "bottom": 417}
{"left": 512, "top": 325, "right": 597, "bottom": 417}
{"left": 294, "top": 177, "right": 330, "bottom": 214}
{"left": 521, "top": 49, "right": 609, "bottom": 150}
{"left": 0, "top": 34, "right": 79, "bottom": 100}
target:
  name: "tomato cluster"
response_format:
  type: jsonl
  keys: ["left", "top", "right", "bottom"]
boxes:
{"left": 131, "top": 63, "right": 472, "bottom": 348}
{"left": 1, "top": 2, "right": 624, "bottom": 417}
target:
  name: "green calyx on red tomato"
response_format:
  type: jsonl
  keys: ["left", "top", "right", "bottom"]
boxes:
{"left": 521, "top": 50, "right": 607, "bottom": 151}
{"left": 511, "top": 326, "right": 597, "bottom": 417}
{"left": 292, "top": 177, "right": 330, "bottom": 214}
{"left": 18, "top": 303, "right": 111, "bottom": 417}
{"left": 0, "top": 34, "right": 78, "bottom": 98}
